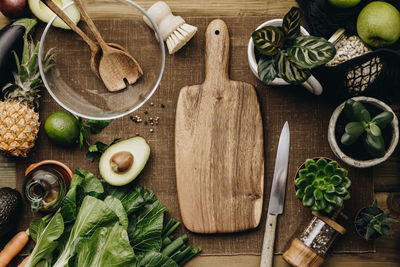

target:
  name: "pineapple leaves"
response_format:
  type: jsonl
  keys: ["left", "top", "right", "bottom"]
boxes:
{"left": 2, "top": 19, "right": 55, "bottom": 110}
{"left": 287, "top": 36, "right": 336, "bottom": 68}
{"left": 257, "top": 56, "right": 277, "bottom": 84}
{"left": 282, "top": 7, "right": 302, "bottom": 40}
{"left": 252, "top": 26, "right": 284, "bottom": 56}
{"left": 276, "top": 52, "right": 310, "bottom": 84}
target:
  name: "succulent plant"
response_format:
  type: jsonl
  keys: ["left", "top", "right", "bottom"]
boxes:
{"left": 355, "top": 200, "right": 398, "bottom": 240}
{"left": 295, "top": 158, "right": 351, "bottom": 214}
{"left": 252, "top": 7, "right": 336, "bottom": 85}
{"left": 341, "top": 99, "right": 394, "bottom": 158}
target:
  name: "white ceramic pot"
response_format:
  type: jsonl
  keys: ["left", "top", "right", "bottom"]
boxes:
{"left": 328, "top": 96, "right": 399, "bottom": 168}
{"left": 248, "top": 19, "right": 323, "bottom": 95}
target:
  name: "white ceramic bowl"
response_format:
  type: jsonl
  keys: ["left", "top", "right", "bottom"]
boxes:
{"left": 248, "top": 19, "right": 323, "bottom": 95}
{"left": 328, "top": 96, "right": 399, "bottom": 168}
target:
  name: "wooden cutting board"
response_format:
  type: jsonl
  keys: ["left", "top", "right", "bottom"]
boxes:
{"left": 175, "top": 19, "right": 264, "bottom": 233}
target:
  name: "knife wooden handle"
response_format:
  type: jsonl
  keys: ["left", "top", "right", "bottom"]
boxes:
{"left": 260, "top": 213, "right": 277, "bottom": 267}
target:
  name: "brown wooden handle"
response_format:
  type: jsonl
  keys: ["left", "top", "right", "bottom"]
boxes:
{"left": 41, "top": 0, "right": 97, "bottom": 51}
{"left": 73, "top": 0, "right": 109, "bottom": 51}
{"left": 204, "top": 19, "right": 230, "bottom": 83}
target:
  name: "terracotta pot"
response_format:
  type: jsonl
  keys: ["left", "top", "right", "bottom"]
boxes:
{"left": 328, "top": 96, "right": 399, "bottom": 168}
{"left": 25, "top": 160, "right": 73, "bottom": 187}
{"left": 354, "top": 204, "right": 384, "bottom": 241}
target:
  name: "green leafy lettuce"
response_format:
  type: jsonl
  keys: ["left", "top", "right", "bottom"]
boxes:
{"left": 27, "top": 168, "right": 200, "bottom": 267}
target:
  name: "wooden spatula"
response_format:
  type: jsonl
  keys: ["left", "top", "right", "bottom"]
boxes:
{"left": 175, "top": 19, "right": 264, "bottom": 234}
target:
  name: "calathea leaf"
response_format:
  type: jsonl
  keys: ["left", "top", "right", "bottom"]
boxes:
{"left": 282, "top": 7, "right": 302, "bottom": 40}
{"left": 257, "top": 56, "right": 277, "bottom": 84}
{"left": 287, "top": 36, "right": 336, "bottom": 68}
{"left": 275, "top": 52, "right": 310, "bottom": 84}
{"left": 252, "top": 26, "right": 284, "bottom": 56}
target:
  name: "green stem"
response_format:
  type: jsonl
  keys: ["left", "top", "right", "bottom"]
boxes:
{"left": 161, "top": 235, "right": 188, "bottom": 257}
{"left": 163, "top": 221, "right": 180, "bottom": 239}
{"left": 178, "top": 247, "right": 202, "bottom": 266}
{"left": 162, "top": 236, "right": 172, "bottom": 248}
{"left": 172, "top": 246, "right": 191, "bottom": 263}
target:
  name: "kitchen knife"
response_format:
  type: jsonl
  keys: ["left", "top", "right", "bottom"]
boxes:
{"left": 260, "top": 122, "right": 290, "bottom": 267}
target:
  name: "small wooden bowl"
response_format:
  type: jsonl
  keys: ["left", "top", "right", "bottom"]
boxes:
{"left": 328, "top": 96, "right": 399, "bottom": 168}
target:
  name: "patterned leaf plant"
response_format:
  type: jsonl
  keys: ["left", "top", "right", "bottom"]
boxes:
{"left": 252, "top": 7, "right": 335, "bottom": 85}
{"left": 295, "top": 158, "right": 351, "bottom": 214}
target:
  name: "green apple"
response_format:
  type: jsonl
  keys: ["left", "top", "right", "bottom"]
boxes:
{"left": 357, "top": 1, "right": 400, "bottom": 47}
{"left": 28, "top": 0, "right": 80, "bottom": 29}
{"left": 329, "top": 0, "right": 361, "bottom": 8}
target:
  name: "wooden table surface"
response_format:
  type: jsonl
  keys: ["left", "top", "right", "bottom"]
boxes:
{"left": 0, "top": 0, "right": 399, "bottom": 266}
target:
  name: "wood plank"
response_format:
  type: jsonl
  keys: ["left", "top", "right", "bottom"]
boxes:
{"left": 374, "top": 157, "right": 400, "bottom": 192}
{"left": 0, "top": 0, "right": 298, "bottom": 28}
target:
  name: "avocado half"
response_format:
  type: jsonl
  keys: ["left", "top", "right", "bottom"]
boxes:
{"left": 99, "top": 137, "right": 150, "bottom": 186}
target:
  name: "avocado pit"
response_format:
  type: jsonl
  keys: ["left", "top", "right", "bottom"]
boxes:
{"left": 110, "top": 151, "right": 134, "bottom": 173}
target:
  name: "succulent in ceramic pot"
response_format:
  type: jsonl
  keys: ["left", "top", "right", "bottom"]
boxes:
{"left": 250, "top": 7, "right": 335, "bottom": 87}
{"left": 355, "top": 200, "right": 398, "bottom": 240}
{"left": 341, "top": 99, "right": 394, "bottom": 158}
{"left": 328, "top": 96, "right": 399, "bottom": 168}
{"left": 295, "top": 158, "right": 351, "bottom": 214}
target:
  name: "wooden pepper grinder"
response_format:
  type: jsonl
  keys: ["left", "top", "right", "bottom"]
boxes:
{"left": 143, "top": 1, "right": 197, "bottom": 54}
{"left": 283, "top": 208, "right": 347, "bottom": 267}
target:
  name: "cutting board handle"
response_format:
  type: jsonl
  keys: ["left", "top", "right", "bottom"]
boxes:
{"left": 204, "top": 19, "right": 230, "bottom": 83}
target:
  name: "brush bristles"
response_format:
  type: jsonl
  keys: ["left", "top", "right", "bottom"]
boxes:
{"left": 166, "top": 24, "right": 198, "bottom": 54}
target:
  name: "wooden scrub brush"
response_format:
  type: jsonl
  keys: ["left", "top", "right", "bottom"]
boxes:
{"left": 143, "top": 1, "right": 197, "bottom": 54}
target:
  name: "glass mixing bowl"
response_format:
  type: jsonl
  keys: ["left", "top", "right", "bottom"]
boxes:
{"left": 38, "top": 0, "right": 165, "bottom": 120}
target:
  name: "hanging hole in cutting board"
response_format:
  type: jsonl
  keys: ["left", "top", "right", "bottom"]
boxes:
{"left": 215, "top": 30, "right": 220, "bottom": 35}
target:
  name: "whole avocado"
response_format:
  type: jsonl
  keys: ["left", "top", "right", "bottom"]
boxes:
{"left": 0, "top": 187, "right": 22, "bottom": 237}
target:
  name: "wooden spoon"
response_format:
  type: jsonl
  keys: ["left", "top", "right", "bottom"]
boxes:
{"left": 41, "top": 0, "right": 132, "bottom": 79}
{"left": 74, "top": 0, "right": 143, "bottom": 92}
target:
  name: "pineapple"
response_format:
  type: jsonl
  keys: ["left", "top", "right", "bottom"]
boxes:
{"left": 0, "top": 19, "right": 54, "bottom": 157}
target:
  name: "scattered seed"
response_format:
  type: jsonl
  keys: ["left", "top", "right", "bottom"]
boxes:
{"left": 150, "top": 102, "right": 154, "bottom": 106}
{"left": 136, "top": 132, "right": 140, "bottom": 136}
{"left": 144, "top": 121, "right": 148, "bottom": 125}
{"left": 161, "top": 104, "right": 165, "bottom": 108}
{"left": 150, "top": 129, "right": 154, "bottom": 133}
{"left": 144, "top": 111, "right": 148, "bottom": 115}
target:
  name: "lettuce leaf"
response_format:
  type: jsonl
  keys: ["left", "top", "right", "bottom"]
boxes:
{"left": 25, "top": 212, "right": 64, "bottom": 267}
{"left": 52, "top": 196, "right": 118, "bottom": 267}
{"left": 74, "top": 223, "right": 136, "bottom": 267}
{"left": 128, "top": 198, "right": 166, "bottom": 254}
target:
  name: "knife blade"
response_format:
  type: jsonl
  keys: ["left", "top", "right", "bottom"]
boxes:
{"left": 260, "top": 122, "right": 290, "bottom": 267}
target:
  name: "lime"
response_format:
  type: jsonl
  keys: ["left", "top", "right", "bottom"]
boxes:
{"left": 44, "top": 111, "right": 80, "bottom": 147}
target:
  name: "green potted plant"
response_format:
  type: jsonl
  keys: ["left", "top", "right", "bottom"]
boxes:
{"left": 328, "top": 96, "right": 399, "bottom": 168}
{"left": 355, "top": 200, "right": 399, "bottom": 240}
{"left": 294, "top": 158, "right": 351, "bottom": 214}
{"left": 247, "top": 7, "right": 336, "bottom": 95}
